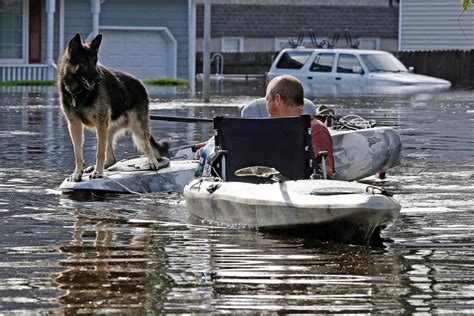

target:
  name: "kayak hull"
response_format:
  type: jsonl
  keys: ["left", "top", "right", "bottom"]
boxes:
{"left": 59, "top": 158, "right": 198, "bottom": 193}
{"left": 184, "top": 178, "right": 401, "bottom": 243}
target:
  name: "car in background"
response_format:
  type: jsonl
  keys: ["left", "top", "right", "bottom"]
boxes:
{"left": 266, "top": 48, "right": 451, "bottom": 96}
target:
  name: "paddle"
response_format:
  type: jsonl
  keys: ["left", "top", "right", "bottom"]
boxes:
{"left": 169, "top": 142, "right": 207, "bottom": 160}
{"left": 150, "top": 115, "right": 213, "bottom": 123}
{"left": 149, "top": 115, "right": 212, "bottom": 160}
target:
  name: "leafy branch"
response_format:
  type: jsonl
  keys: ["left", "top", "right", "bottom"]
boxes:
{"left": 458, "top": 0, "right": 472, "bottom": 38}
{"left": 462, "top": 0, "right": 472, "bottom": 10}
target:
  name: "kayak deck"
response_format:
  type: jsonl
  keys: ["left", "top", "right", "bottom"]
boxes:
{"left": 59, "top": 157, "right": 198, "bottom": 194}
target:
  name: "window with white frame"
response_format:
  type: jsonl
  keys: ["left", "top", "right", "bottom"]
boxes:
{"left": 222, "top": 37, "right": 243, "bottom": 52}
{"left": 358, "top": 38, "right": 380, "bottom": 50}
{"left": 0, "top": 0, "right": 26, "bottom": 62}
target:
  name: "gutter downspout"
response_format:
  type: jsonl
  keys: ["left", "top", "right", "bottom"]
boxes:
{"left": 45, "top": 0, "right": 57, "bottom": 79}
{"left": 188, "top": 0, "right": 196, "bottom": 95}
{"left": 91, "top": 0, "right": 101, "bottom": 38}
{"left": 398, "top": 0, "right": 403, "bottom": 52}
{"left": 59, "top": 0, "right": 64, "bottom": 54}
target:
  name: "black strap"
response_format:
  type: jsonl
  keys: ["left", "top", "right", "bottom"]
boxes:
{"left": 306, "top": 117, "right": 320, "bottom": 177}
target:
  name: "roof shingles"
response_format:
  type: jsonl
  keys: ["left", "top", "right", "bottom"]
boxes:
{"left": 196, "top": 4, "right": 398, "bottom": 38}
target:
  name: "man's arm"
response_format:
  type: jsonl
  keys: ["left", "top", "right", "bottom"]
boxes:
{"left": 311, "top": 119, "right": 335, "bottom": 177}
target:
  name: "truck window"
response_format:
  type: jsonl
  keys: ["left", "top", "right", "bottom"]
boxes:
{"left": 337, "top": 54, "right": 363, "bottom": 74}
{"left": 275, "top": 51, "right": 312, "bottom": 69}
{"left": 310, "top": 53, "right": 335, "bottom": 72}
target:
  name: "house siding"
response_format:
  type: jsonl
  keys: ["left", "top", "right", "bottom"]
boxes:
{"left": 63, "top": 0, "right": 92, "bottom": 46}
{"left": 400, "top": 0, "right": 474, "bottom": 51}
{"left": 380, "top": 38, "right": 398, "bottom": 52}
{"left": 239, "top": 38, "right": 274, "bottom": 52}
{"left": 43, "top": 0, "right": 188, "bottom": 78}
{"left": 99, "top": 0, "right": 188, "bottom": 78}
{"left": 196, "top": 37, "right": 398, "bottom": 53}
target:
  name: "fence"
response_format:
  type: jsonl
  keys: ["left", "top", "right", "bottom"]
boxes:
{"left": 396, "top": 50, "right": 473, "bottom": 88}
{"left": 196, "top": 52, "right": 276, "bottom": 76}
{"left": 197, "top": 50, "right": 474, "bottom": 88}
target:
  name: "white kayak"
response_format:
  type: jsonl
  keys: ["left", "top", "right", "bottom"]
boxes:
{"left": 59, "top": 157, "right": 198, "bottom": 194}
{"left": 184, "top": 178, "right": 401, "bottom": 243}
{"left": 331, "top": 126, "right": 401, "bottom": 181}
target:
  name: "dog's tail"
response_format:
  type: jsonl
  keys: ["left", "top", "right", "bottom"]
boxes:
{"left": 150, "top": 135, "right": 170, "bottom": 158}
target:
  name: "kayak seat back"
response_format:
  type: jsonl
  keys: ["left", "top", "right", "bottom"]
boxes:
{"left": 213, "top": 115, "right": 316, "bottom": 183}
{"left": 241, "top": 97, "right": 317, "bottom": 118}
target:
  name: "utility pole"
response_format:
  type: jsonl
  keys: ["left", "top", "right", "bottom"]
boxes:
{"left": 203, "top": 0, "right": 211, "bottom": 102}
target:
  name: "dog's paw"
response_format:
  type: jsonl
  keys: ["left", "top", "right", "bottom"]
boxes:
{"left": 89, "top": 171, "right": 103, "bottom": 180}
{"left": 83, "top": 165, "right": 95, "bottom": 173}
{"left": 68, "top": 171, "right": 83, "bottom": 182}
{"left": 149, "top": 159, "right": 160, "bottom": 170}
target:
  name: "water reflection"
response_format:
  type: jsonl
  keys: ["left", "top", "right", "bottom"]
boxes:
{"left": 55, "top": 215, "right": 158, "bottom": 312}
{"left": 54, "top": 211, "right": 406, "bottom": 313}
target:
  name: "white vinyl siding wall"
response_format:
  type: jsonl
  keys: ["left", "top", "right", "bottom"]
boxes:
{"left": 400, "top": 0, "right": 474, "bottom": 51}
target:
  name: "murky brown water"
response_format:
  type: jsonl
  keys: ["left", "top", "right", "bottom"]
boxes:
{"left": 0, "top": 83, "right": 473, "bottom": 313}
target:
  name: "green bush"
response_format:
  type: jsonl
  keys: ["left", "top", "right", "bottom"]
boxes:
{"left": 0, "top": 80, "right": 56, "bottom": 86}
{"left": 143, "top": 78, "right": 188, "bottom": 86}
{"left": 0, "top": 77, "right": 188, "bottom": 87}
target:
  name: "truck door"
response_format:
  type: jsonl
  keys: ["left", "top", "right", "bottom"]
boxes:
{"left": 334, "top": 53, "right": 366, "bottom": 94}
{"left": 306, "top": 53, "right": 336, "bottom": 94}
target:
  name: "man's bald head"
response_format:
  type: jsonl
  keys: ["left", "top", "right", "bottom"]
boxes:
{"left": 266, "top": 75, "right": 304, "bottom": 107}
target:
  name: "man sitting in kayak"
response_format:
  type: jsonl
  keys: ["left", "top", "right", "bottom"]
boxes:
{"left": 264, "top": 75, "right": 334, "bottom": 177}
{"left": 195, "top": 74, "right": 334, "bottom": 177}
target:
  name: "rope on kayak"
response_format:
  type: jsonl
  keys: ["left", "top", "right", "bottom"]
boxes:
{"left": 106, "top": 177, "right": 146, "bottom": 195}
{"left": 332, "top": 114, "right": 376, "bottom": 130}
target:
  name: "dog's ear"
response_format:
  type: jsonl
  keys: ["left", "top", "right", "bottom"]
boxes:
{"left": 91, "top": 34, "right": 102, "bottom": 51}
{"left": 68, "top": 33, "right": 82, "bottom": 52}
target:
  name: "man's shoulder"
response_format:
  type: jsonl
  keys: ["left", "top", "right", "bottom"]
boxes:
{"left": 311, "top": 117, "right": 324, "bottom": 127}
{"left": 311, "top": 117, "right": 330, "bottom": 132}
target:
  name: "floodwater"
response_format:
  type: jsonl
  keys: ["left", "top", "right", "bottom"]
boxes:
{"left": 0, "top": 82, "right": 472, "bottom": 313}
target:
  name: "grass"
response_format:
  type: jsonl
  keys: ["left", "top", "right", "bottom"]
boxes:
{"left": 143, "top": 77, "right": 188, "bottom": 86}
{"left": 0, "top": 80, "right": 56, "bottom": 86}
{"left": 0, "top": 77, "right": 188, "bottom": 86}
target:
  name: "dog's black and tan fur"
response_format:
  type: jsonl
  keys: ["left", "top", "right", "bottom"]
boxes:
{"left": 58, "top": 33, "right": 168, "bottom": 182}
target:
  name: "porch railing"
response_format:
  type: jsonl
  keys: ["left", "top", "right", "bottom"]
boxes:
{"left": 0, "top": 64, "right": 56, "bottom": 81}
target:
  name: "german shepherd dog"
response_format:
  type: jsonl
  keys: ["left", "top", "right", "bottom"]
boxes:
{"left": 58, "top": 33, "right": 168, "bottom": 182}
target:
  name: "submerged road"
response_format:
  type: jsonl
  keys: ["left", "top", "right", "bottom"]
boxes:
{"left": 0, "top": 84, "right": 472, "bottom": 313}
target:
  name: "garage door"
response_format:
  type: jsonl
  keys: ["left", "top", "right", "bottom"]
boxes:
{"left": 98, "top": 29, "right": 175, "bottom": 80}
